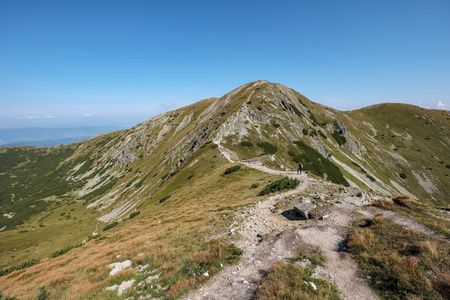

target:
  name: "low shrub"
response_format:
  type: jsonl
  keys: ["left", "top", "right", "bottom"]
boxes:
{"left": 129, "top": 211, "right": 140, "bottom": 219}
{"left": 288, "top": 149, "right": 297, "bottom": 157}
{"left": 332, "top": 131, "right": 347, "bottom": 146}
{"left": 0, "top": 291, "right": 18, "bottom": 300}
{"left": 272, "top": 123, "right": 280, "bottom": 128}
{"left": 250, "top": 183, "right": 259, "bottom": 189}
{"left": 399, "top": 173, "right": 407, "bottom": 179}
{"left": 37, "top": 286, "right": 51, "bottom": 300}
{"left": 290, "top": 104, "right": 304, "bottom": 118}
{"left": 257, "top": 142, "right": 277, "bottom": 155}
{"left": 103, "top": 221, "right": 118, "bottom": 231}
{"left": 302, "top": 128, "right": 308, "bottom": 135}
{"left": 366, "top": 175, "right": 376, "bottom": 182}
{"left": 49, "top": 243, "right": 83, "bottom": 258}
{"left": 259, "top": 177, "right": 299, "bottom": 196}
{"left": 240, "top": 141, "right": 253, "bottom": 147}
{"left": 318, "top": 130, "right": 327, "bottom": 139}
{"left": 0, "top": 258, "right": 40, "bottom": 277}
{"left": 159, "top": 195, "right": 171, "bottom": 203}
{"left": 293, "top": 141, "right": 349, "bottom": 186}
{"left": 223, "top": 165, "right": 241, "bottom": 175}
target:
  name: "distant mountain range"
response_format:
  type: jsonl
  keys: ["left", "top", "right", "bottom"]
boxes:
{"left": 0, "top": 126, "right": 125, "bottom": 147}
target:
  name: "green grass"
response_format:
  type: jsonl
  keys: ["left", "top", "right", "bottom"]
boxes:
{"left": 256, "top": 262, "right": 341, "bottom": 300}
{"left": 347, "top": 214, "right": 449, "bottom": 299}
{"left": 259, "top": 177, "right": 299, "bottom": 196}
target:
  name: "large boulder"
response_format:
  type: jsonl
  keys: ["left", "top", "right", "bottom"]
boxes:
{"left": 294, "top": 203, "right": 316, "bottom": 219}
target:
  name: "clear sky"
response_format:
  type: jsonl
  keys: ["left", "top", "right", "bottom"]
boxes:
{"left": 1, "top": 0, "right": 449, "bottom": 129}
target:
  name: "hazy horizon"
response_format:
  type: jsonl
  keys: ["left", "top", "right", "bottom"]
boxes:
{"left": 1, "top": 0, "right": 449, "bottom": 130}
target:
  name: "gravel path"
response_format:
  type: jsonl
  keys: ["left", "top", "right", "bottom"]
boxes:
{"left": 182, "top": 147, "right": 379, "bottom": 299}
{"left": 181, "top": 144, "right": 449, "bottom": 300}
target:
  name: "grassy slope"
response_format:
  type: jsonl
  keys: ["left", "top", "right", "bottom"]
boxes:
{"left": 0, "top": 144, "right": 277, "bottom": 299}
{"left": 346, "top": 104, "right": 450, "bottom": 203}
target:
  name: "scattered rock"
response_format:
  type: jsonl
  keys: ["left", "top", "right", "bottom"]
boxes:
{"left": 106, "top": 279, "right": 135, "bottom": 296}
{"left": 234, "top": 276, "right": 245, "bottom": 283}
{"left": 109, "top": 260, "right": 132, "bottom": 276}
{"left": 145, "top": 274, "right": 159, "bottom": 284}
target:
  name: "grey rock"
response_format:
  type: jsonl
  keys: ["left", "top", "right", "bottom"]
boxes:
{"left": 294, "top": 203, "right": 317, "bottom": 219}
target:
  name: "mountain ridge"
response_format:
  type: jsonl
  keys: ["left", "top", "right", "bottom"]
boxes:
{"left": 0, "top": 80, "right": 449, "bottom": 299}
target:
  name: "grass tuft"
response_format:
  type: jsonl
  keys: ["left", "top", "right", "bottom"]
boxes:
{"left": 256, "top": 262, "right": 341, "bottom": 300}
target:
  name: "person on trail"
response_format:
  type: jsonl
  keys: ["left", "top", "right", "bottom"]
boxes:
{"left": 297, "top": 161, "right": 303, "bottom": 174}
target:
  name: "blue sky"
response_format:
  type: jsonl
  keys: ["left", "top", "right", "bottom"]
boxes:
{"left": 1, "top": 0, "right": 449, "bottom": 129}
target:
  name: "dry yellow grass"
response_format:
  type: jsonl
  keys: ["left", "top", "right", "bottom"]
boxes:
{"left": 0, "top": 154, "right": 275, "bottom": 299}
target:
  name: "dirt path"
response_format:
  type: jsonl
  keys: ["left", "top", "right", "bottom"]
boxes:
{"left": 181, "top": 144, "right": 450, "bottom": 299}
{"left": 182, "top": 147, "right": 379, "bottom": 299}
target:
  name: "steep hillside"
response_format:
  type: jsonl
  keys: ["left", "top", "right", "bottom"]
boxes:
{"left": 0, "top": 80, "right": 449, "bottom": 299}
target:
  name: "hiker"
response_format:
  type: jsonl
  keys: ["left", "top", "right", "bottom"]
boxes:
{"left": 297, "top": 161, "right": 303, "bottom": 174}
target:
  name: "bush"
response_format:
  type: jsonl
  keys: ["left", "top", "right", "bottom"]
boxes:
{"left": 290, "top": 104, "right": 304, "bottom": 118}
{"left": 240, "top": 141, "right": 253, "bottom": 147}
{"left": 159, "top": 195, "right": 171, "bottom": 203}
{"left": 0, "top": 258, "right": 40, "bottom": 277}
{"left": 49, "top": 243, "right": 83, "bottom": 258}
{"left": 224, "top": 165, "right": 241, "bottom": 175}
{"left": 259, "top": 177, "right": 299, "bottom": 196}
{"left": 332, "top": 131, "right": 347, "bottom": 146}
{"left": 288, "top": 149, "right": 297, "bottom": 157}
{"left": 257, "top": 142, "right": 278, "bottom": 154}
{"left": 129, "top": 211, "right": 140, "bottom": 219}
{"left": 103, "top": 221, "right": 118, "bottom": 231}
{"left": 366, "top": 175, "right": 376, "bottom": 182}
{"left": 399, "top": 173, "right": 407, "bottom": 179}
{"left": 37, "top": 286, "right": 51, "bottom": 300}
{"left": 302, "top": 128, "right": 308, "bottom": 135}
{"left": 318, "top": 130, "right": 327, "bottom": 139}
{"left": 250, "top": 183, "right": 259, "bottom": 189}
{"left": 293, "top": 141, "right": 349, "bottom": 186}
{"left": 272, "top": 123, "right": 280, "bottom": 128}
